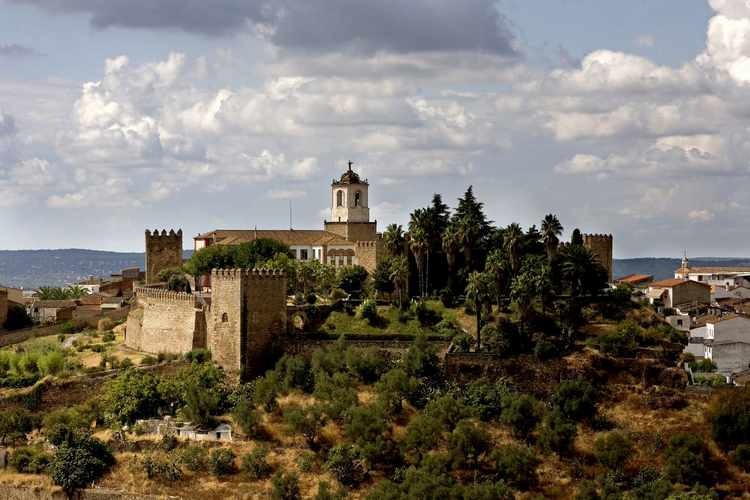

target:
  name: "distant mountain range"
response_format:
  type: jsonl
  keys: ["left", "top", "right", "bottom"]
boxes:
{"left": 0, "top": 249, "right": 191, "bottom": 290}
{"left": 1, "top": 249, "right": 749, "bottom": 290}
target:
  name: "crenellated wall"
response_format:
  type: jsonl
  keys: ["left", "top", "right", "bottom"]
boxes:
{"left": 355, "top": 239, "right": 382, "bottom": 273}
{"left": 126, "top": 287, "right": 201, "bottom": 354}
{"left": 583, "top": 233, "right": 614, "bottom": 283}
{"left": 145, "top": 229, "right": 183, "bottom": 285}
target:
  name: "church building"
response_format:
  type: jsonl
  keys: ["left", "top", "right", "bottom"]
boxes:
{"left": 193, "top": 163, "right": 383, "bottom": 276}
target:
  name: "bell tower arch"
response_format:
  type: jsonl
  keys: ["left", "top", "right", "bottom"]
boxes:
{"left": 330, "top": 161, "right": 369, "bottom": 223}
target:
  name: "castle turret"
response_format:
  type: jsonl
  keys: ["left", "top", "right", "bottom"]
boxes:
{"left": 145, "top": 229, "right": 183, "bottom": 285}
{"left": 583, "top": 233, "right": 613, "bottom": 283}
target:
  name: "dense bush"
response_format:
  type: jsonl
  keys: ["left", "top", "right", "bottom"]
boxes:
{"left": 242, "top": 447, "right": 272, "bottom": 480}
{"left": 184, "top": 348, "right": 211, "bottom": 364}
{"left": 594, "top": 431, "right": 633, "bottom": 472}
{"left": 49, "top": 433, "right": 115, "bottom": 494}
{"left": 345, "top": 346, "right": 388, "bottom": 383}
{"left": 465, "top": 379, "right": 510, "bottom": 422}
{"left": 343, "top": 405, "right": 391, "bottom": 465}
{"left": 232, "top": 399, "right": 261, "bottom": 437}
{"left": 208, "top": 448, "right": 237, "bottom": 477}
{"left": 425, "top": 393, "right": 470, "bottom": 431}
{"left": 337, "top": 265, "right": 369, "bottom": 295}
{"left": 142, "top": 454, "right": 183, "bottom": 482}
{"left": 402, "top": 415, "right": 442, "bottom": 463}
{"left": 315, "top": 480, "right": 348, "bottom": 500}
{"left": 313, "top": 371, "right": 358, "bottom": 421}
{"left": 271, "top": 471, "right": 301, "bottom": 500}
{"left": 10, "top": 446, "right": 51, "bottom": 473}
{"left": 539, "top": 414, "right": 577, "bottom": 456}
{"left": 325, "top": 444, "right": 364, "bottom": 486}
{"left": 733, "top": 444, "right": 750, "bottom": 471}
{"left": 402, "top": 334, "right": 440, "bottom": 379}
{"left": 284, "top": 406, "right": 326, "bottom": 449}
{"left": 178, "top": 445, "right": 207, "bottom": 472}
{"left": 358, "top": 299, "right": 380, "bottom": 325}
{"left": 275, "top": 355, "right": 315, "bottom": 393}
{"left": 534, "top": 339, "right": 559, "bottom": 360}
{"left": 253, "top": 372, "right": 280, "bottom": 412}
{"left": 501, "top": 394, "right": 540, "bottom": 441}
{"left": 707, "top": 387, "right": 750, "bottom": 450}
{"left": 491, "top": 444, "right": 539, "bottom": 490}
{"left": 551, "top": 378, "right": 597, "bottom": 422}
{"left": 375, "top": 368, "right": 420, "bottom": 416}
{"left": 0, "top": 408, "right": 33, "bottom": 445}
{"left": 102, "top": 369, "right": 163, "bottom": 424}
{"left": 664, "top": 433, "right": 709, "bottom": 485}
{"left": 448, "top": 419, "right": 490, "bottom": 469}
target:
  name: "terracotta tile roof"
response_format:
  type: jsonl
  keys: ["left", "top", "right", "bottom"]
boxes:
{"left": 678, "top": 267, "right": 750, "bottom": 274}
{"left": 616, "top": 274, "right": 653, "bottom": 285}
{"left": 77, "top": 294, "right": 103, "bottom": 306}
{"left": 650, "top": 278, "right": 710, "bottom": 289}
{"left": 195, "top": 229, "right": 352, "bottom": 247}
{"left": 36, "top": 300, "right": 77, "bottom": 309}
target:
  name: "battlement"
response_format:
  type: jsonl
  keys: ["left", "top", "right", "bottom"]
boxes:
{"left": 146, "top": 229, "right": 182, "bottom": 239}
{"left": 583, "top": 233, "right": 613, "bottom": 242}
{"left": 134, "top": 286, "right": 197, "bottom": 305}
{"left": 210, "top": 268, "right": 286, "bottom": 281}
{"left": 356, "top": 240, "right": 377, "bottom": 249}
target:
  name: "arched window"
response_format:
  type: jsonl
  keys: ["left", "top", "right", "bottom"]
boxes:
{"left": 336, "top": 190, "right": 344, "bottom": 207}
{"left": 221, "top": 313, "right": 229, "bottom": 323}
{"left": 354, "top": 190, "right": 362, "bottom": 207}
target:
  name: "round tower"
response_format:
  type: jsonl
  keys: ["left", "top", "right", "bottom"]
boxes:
{"left": 330, "top": 162, "right": 370, "bottom": 223}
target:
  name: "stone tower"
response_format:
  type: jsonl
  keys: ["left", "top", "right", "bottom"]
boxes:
{"left": 145, "top": 229, "right": 183, "bottom": 285}
{"left": 330, "top": 162, "right": 370, "bottom": 223}
{"left": 583, "top": 234, "right": 613, "bottom": 283}
{"left": 208, "top": 269, "right": 287, "bottom": 380}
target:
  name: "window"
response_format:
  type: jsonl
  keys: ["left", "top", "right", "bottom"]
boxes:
{"left": 354, "top": 190, "right": 362, "bottom": 207}
{"left": 300, "top": 249, "right": 308, "bottom": 260}
{"left": 347, "top": 256, "right": 353, "bottom": 266}
{"left": 677, "top": 319, "right": 683, "bottom": 327}
{"left": 221, "top": 313, "right": 229, "bottom": 323}
{"left": 336, "top": 190, "right": 344, "bottom": 207}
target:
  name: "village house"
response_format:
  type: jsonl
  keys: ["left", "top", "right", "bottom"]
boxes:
{"left": 134, "top": 417, "right": 233, "bottom": 442}
{"left": 687, "top": 314, "right": 750, "bottom": 376}
{"left": 646, "top": 278, "right": 711, "bottom": 310}
{"left": 674, "top": 254, "right": 750, "bottom": 287}
{"left": 32, "top": 299, "right": 76, "bottom": 323}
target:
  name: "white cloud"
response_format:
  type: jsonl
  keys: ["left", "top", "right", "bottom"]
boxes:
{"left": 268, "top": 189, "right": 307, "bottom": 200}
{"left": 635, "top": 35, "right": 656, "bottom": 47}
{"left": 688, "top": 209, "right": 716, "bottom": 221}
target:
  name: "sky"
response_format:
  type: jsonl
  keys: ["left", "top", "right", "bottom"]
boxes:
{"left": 1, "top": 0, "right": 749, "bottom": 258}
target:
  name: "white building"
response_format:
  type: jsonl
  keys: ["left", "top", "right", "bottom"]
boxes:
{"left": 675, "top": 254, "right": 750, "bottom": 288}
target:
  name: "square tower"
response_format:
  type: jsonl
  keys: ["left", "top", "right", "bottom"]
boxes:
{"left": 145, "top": 229, "right": 183, "bottom": 285}
{"left": 330, "top": 162, "right": 370, "bottom": 223}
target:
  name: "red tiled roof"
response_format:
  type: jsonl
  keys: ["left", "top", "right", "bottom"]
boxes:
{"left": 195, "top": 229, "right": 352, "bottom": 247}
{"left": 616, "top": 274, "right": 653, "bottom": 285}
{"left": 650, "top": 278, "right": 710, "bottom": 289}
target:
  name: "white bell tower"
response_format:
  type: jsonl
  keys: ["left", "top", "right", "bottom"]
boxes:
{"left": 330, "top": 162, "right": 370, "bottom": 223}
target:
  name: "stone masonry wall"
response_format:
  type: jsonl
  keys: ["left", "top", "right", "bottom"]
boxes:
{"left": 126, "top": 288, "right": 198, "bottom": 354}
{"left": 208, "top": 269, "right": 245, "bottom": 378}
{"left": 583, "top": 234, "right": 613, "bottom": 283}
{"left": 324, "top": 221, "right": 377, "bottom": 241}
{"left": 0, "top": 289, "right": 8, "bottom": 327}
{"left": 355, "top": 239, "right": 382, "bottom": 273}
{"left": 145, "top": 229, "right": 183, "bottom": 285}
{"left": 244, "top": 269, "right": 287, "bottom": 379}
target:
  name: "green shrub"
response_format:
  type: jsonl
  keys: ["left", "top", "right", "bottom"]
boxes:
{"left": 343, "top": 405, "right": 390, "bottom": 465}
{"left": 452, "top": 333, "right": 471, "bottom": 352}
{"left": 330, "top": 288, "right": 348, "bottom": 301}
{"left": 119, "top": 358, "right": 133, "bottom": 369}
{"left": 142, "top": 454, "right": 183, "bottom": 482}
{"left": 306, "top": 292, "right": 318, "bottom": 305}
{"left": 275, "top": 355, "right": 314, "bottom": 393}
{"left": 465, "top": 379, "right": 510, "bottom": 422}
{"left": 501, "top": 394, "right": 540, "bottom": 441}
{"left": 375, "top": 368, "right": 420, "bottom": 416}
{"left": 233, "top": 399, "right": 261, "bottom": 437}
{"left": 140, "top": 355, "right": 157, "bottom": 366}
{"left": 425, "top": 393, "right": 470, "bottom": 431}
{"left": 708, "top": 386, "right": 750, "bottom": 450}
{"left": 60, "top": 320, "right": 85, "bottom": 335}
{"left": 184, "top": 348, "right": 211, "bottom": 364}
{"left": 313, "top": 371, "right": 358, "bottom": 421}
{"left": 102, "top": 332, "right": 115, "bottom": 343}
{"left": 459, "top": 481, "right": 514, "bottom": 500}
{"left": 691, "top": 359, "right": 717, "bottom": 373}
{"left": 447, "top": 419, "right": 490, "bottom": 469}
{"left": 315, "top": 480, "right": 348, "bottom": 500}
{"left": 402, "top": 414, "right": 442, "bottom": 463}
{"left": 402, "top": 334, "right": 440, "bottom": 379}
{"left": 296, "top": 451, "right": 316, "bottom": 473}
{"left": 101, "top": 369, "right": 163, "bottom": 424}
{"left": 160, "top": 433, "right": 178, "bottom": 452}
{"left": 208, "top": 448, "right": 236, "bottom": 477}
{"left": 284, "top": 406, "right": 326, "bottom": 448}
{"left": 242, "top": 447, "right": 272, "bottom": 480}
{"left": 48, "top": 433, "right": 115, "bottom": 494}
{"left": 539, "top": 414, "right": 577, "bottom": 456}
{"left": 491, "top": 444, "right": 539, "bottom": 490}
{"left": 534, "top": 339, "right": 559, "bottom": 360}
{"left": 357, "top": 299, "right": 379, "bottom": 324}
{"left": 345, "top": 346, "right": 387, "bottom": 383}
{"left": 593, "top": 431, "right": 633, "bottom": 472}
{"left": 271, "top": 471, "right": 301, "bottom": 500}
{"left": 664, "top": 433, "right": 709, "bottom": 485}
{"left": 253, "top": 372, "right": 280, "bottom": 412}
{"left": 325, "top": 444, "right": 363, "bottom": 486}
{"left": 9, "top": 447, "right": 51, "bottom": 473}
{"left": 412, "top": 300, "right": 441, "bottom": 327}
{"left": 38, "top": 350, "right": 65, "bottom": 376}
{"left": 178, "top": 445, "right": 207, "bottom": 472}
{"left": 551, "top": 378, "right": 597, "bottom": 422}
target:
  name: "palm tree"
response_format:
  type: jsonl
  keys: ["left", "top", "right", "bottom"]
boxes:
{"left": 409, "top": 226, "right": 428, "bottom": 298}
{"left": 383, "top": 224, "right": 406, "bottom": 257}
{"left": 561, "top": 245, "right": 601, "bottom": 296}
{"left": 389, "top": 256, "right": 410, "bottom": 309}
{"left": 485, "top": 249, "right": 509, "bottom": 309}
{"left": 442, "top": 224, "right": 460, "bottom": 274}
{"left": 465, "top": 271, "right": 491, "bottom": 351}
{"left": 504, "top": 223, "right": 524, "bottom": 275}
{"left": 541, "top": 214, "right": 563, "bottom": 262}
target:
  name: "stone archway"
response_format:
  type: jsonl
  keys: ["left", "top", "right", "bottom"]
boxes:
{"left": 289, "top": 311, "right": 308, "bottom": 333}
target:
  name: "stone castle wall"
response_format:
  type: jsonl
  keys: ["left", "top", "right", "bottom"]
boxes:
{"left": 324, "top": 221, "right": 378, "bottom": 241}
{"left": 126, "top": 288, "right": 200, "bottom": 354}
{"left": 145, "top": 229, "right": 183, "bottom": 285}
{"left": 583, "top": 233, "right": 613, "bottom": 282}
{"left": 0, "top": 289, "right": 8, "bottom": 327}
{"left": 356, "top": 239, "right": 382, "bottom": 273}
{"left": 244, "top": 269, "right": 287, "bottom": 379}
{"left": 208, "top": 270, "right": 246, "bottom": 378}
